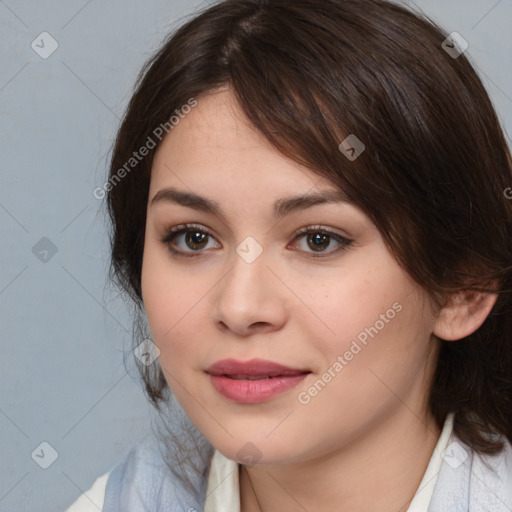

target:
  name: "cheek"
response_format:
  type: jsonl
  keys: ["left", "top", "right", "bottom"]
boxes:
{"left": 141, "top": 246, "right": 205, "bottom": 362}
{"left": 289, "top": 263, "right": 400, "bottom": 347}
{"left": 298, "top": 261, "right": 430, "bottom": 373}
{"left": 296, "top": 296, "right": 433, "bottom": 430}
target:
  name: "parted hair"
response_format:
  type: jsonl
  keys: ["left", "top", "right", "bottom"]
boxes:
{"left": 107, "top": 0, "right": 512, "bottom": 458}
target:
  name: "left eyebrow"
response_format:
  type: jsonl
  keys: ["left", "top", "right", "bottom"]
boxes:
{"left": 150, "top": 187, "right": 350, "bottom": 220}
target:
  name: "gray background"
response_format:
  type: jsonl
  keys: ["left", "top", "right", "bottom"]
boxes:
{"left": 0, "top": 1, "right": 510, "bottom": 511}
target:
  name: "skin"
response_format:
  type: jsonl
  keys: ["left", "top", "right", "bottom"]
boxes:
{"left": 140, "top": 87, "right": 496, "bottom": 512}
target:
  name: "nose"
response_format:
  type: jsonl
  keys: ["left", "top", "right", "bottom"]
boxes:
{"left": 213, "top": 245, "right": 289, "bottom": 337}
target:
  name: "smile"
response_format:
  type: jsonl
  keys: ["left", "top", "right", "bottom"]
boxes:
{"left": 206, "top": 358, "right": 311, "bottom": 403}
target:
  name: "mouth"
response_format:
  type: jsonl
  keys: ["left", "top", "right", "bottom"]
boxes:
{"left": 205, "top": 358, "right": 312, "bottom": 403}
{"left": 206, "top": 358, "right": 311, "bottom": 378}
{"left": 219, "top": 373, "right": 305, "bottom": 380}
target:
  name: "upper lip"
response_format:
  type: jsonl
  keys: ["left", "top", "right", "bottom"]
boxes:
{"left": 206, "top": 358, "right": 311, "bottom": 377}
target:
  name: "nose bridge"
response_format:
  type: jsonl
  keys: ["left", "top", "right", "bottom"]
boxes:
{"left": 213, "top": 235, "right": 287, "bottom": 334}
{"left": 223, "top": 234, "right": 271, "bottom": 299}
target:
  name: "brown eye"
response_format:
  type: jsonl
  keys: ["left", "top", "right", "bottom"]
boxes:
{"left": 292, "top": 227, "right": 353, "bottom": 258}
{"left": 160, "top": 224, "right": 353, "bottom": 259}
{"left": 184, "top": 230, "right": 209, "bottom": 250}
{"left": 160, "top": 224, "right": 220, "bottom": 257}
{"left": 306, "top": 232, "right": 331, "bottom": 252}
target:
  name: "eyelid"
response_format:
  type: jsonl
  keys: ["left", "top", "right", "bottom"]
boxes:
{"left": 293, "top": 224, "right": 351, "bottom": 240}
{"left": 290, "top": 225, "right": 353, "bottom": 258}
{"left": 159, "top": 223, "right": 219, "bottom": 248}
{"left": 159, "top": 223, "right": 353, "bottom": 258}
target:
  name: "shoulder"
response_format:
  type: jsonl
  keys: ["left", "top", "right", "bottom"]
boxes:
{"left": 64, "top": 471, "right": 111, "bottom": 512}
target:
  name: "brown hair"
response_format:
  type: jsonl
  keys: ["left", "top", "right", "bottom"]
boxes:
{"left": 107, "top": 0, "right": 512, "bottom": 456}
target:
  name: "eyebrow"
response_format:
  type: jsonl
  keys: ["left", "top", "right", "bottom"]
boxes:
{"left": 150, "top": 187, "right": 350, "bottom": 219}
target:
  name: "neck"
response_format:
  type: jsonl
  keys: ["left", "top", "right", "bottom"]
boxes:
{"left": 239, "top": 407, "right": 442, "bottom": 512}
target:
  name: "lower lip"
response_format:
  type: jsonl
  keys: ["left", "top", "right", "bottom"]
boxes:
{"left": 208, "top": 373, "right": 309, "bottom": 403}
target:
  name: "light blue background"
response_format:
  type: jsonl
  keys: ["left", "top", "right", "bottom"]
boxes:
{"left": 0, "top": 1, "right": 510, "bottom": 511}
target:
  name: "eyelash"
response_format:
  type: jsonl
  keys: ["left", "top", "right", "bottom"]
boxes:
{"left": 159, "top": 223, "right": 353, "bottom": 259}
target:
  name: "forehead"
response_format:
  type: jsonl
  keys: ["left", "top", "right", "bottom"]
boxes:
{"left": 149, "top": 88, "right": 341, "bottom": 198}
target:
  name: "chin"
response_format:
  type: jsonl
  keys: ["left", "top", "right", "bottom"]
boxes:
{"left": 208, "top": 431, "right": 306, "bottom": 466}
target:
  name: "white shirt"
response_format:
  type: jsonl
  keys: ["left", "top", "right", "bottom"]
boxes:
{"left": 65, "top": 413, "right": 455, "bottom": 511}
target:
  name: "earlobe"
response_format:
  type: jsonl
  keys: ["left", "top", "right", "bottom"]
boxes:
{"left": 433, "top": 289, "right": 498, "bottom": 341}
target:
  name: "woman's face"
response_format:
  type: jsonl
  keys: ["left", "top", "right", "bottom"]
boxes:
{"left": 141, "top": 88, "right": 440, "bottom": 464}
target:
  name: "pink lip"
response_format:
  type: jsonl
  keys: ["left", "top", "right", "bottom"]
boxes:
{"left": 206, "top": 358, "right": 311, "bottom": 403}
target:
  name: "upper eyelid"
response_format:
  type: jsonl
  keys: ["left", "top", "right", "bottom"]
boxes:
{"left": 164, "top": 223, "right": 347, "bottom": 240}
{"left": 162, "top": 224, "right": 351, "bottom": 253}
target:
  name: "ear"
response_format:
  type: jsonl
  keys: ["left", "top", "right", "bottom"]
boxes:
{"left": 433, "top": 289, "right": 498, "bottom": 341}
